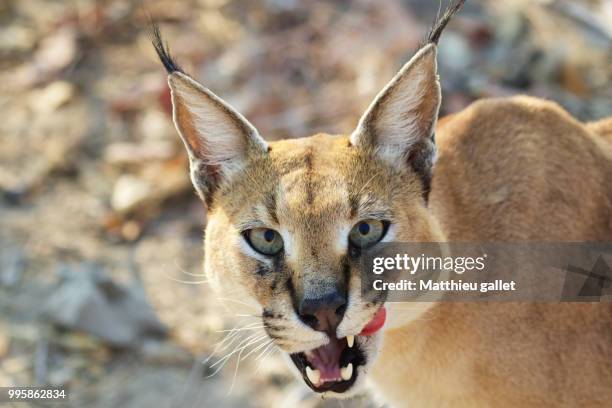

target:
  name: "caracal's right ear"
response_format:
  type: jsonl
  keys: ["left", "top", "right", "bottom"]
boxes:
{"left": 150, "top": 24, "right": 268, "bottom": 206}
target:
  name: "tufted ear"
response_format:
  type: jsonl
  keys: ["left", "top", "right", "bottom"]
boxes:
{"left": 168, "top": 72, "right": 268, "bottom": 204}
{"left": 151, "top": 25, "right": 267, "bottom": 206}
{"left": 350, "top": 0, "right": 465, "bottom": 200}
{"left": 350, "top": 44, "right": 440, "bottom": 198}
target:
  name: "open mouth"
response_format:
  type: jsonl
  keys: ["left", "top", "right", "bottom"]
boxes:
{"left": 290, "top": 334, "right": 365, "bottom": 393}
{"left": 289, "top": 306, "right": 386, "bottom": 393}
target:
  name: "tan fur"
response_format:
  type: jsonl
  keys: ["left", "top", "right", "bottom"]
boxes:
{"left": 200, "top": 95, "right": 612, "bottom": 407}
{"left": 372, "top": 96, "right": 612, "bottom": 407}
{"left": 162, "top": 35, "right": 612, "bottom": 406}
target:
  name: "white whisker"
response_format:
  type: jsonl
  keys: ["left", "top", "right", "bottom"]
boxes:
{"left": 204, "top": 334, "right": 268, "bottom": 380}
{"left": 254, "top": 345, "right": 278, "bottom": 374}
{"left": 240, "top": 339, "right": 273, "bottom": 362}
{"left": 210, "top": 326, "right": 261, "bottom": 355}
{"left": 217, "top": 297, "right": 260, "bottom": 310}
{"left": 163, "top": 275, "right": 209, "bottom": 285}
{"left": 209, "top": 334, "right": 267, "bottom": 369}
{"left": 227, "top": 342, "right": 246, "bottom": 396}
{"left": 254, "top": 341, "right": 275, "bottom": 363}
{"left": 235, "top": 313, "right": 261, "bottom": 318}
{"left": 173, "top": 258, "right": 208, "bottom": 278}
{"left": 203, "top": 322, "right": 263, "bottom": 365}
{"left": 215, "top": 325, "right": 265, "bottom": 333}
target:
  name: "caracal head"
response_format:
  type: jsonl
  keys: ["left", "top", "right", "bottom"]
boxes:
{"left": 152, "top": 1, "right": 460, "bottom": 394}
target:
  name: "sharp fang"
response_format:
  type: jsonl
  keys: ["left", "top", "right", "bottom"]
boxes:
{"left": 340, "top": 363, "right": 353, "bottom": 381}
{"left": 347, "top": 335, "right": 355, "bottom": 348}
{"left": 306, "top": 366, "right": 320, "bottom": 385}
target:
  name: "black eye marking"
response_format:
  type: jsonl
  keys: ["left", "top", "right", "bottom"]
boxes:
{"left": 256, "top": 262, "right": 271, "bottom": 276}
{"left": 285, "top": 277, "right": 299, "bottom": 315}
{"left": 342, "top": 256, "right": 351, "bottom": 287}
{"left": 272, "top": 256, "right": 282, "bottom": 270}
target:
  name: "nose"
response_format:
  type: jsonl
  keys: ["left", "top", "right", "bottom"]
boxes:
{"left": 298, "top": 289, "right": 347, "bottom": 333}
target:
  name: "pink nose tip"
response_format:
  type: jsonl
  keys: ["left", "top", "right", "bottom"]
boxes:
{"left": 359, "top": 306, "right": 386, "bottom": 336}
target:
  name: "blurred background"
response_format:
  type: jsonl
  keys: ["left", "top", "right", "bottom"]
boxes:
{"left": 0, "top": 0, "right": 611, "bottom": 407}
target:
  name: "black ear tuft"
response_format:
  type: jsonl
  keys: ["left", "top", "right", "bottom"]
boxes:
{"left": 426, "top": 0, "right": 466, "bottom": 45}
{"left": 149, "top": 22, "right": 183, "bottom": 74}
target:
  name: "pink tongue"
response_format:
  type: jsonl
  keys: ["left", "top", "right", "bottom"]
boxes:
{"left": 308, "top": 337, "right": 343, "bottom": 382}
{"left": 359, "top": 306, "right": 386, "bottom": 336}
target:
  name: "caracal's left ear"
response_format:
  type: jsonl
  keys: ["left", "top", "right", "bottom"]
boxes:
{"left": 351, "top": 0, "right": 465, "bottom": 200}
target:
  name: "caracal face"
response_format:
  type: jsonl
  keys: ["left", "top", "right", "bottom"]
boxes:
{"left": 151, "top": 2, "right": 461, "bottom": 398}
{"left": 203, "top": 131, "right": 444, "bottom": 396}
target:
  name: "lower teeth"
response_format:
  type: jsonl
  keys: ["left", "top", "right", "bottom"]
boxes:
{"left": 306, "top": 366, "right": 320, "bottom": 385}
{"left": 340, "top": 363, "right": 353, "bottom": 381}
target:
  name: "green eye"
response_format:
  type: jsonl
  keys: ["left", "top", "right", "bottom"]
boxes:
{"left": 349, "top": 219, "right": 388, "bottom": 249}
{"left": 244, "top": 228, "right": 284, "bottom": 256}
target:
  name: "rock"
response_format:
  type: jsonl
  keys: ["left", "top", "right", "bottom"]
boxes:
{"left": 140, "top": 340, "right": 192, "bottom": 366}
{"left": 438, "top": 31, "right": 473, "bottom": 72}
{"left": 103, "top": 141, "right": 176, "bottom": 165}
{"left": 15, "top": 27, "right": 78, "bottom": 87}
{"left": 137, "top": 109, "right": 175, "bottom": 141}
{"left": 0, "top": 246, "right": 25, "bottom": 288}
{"left": 120, "top": 220, "right": 142, "bottom": 241}
{"left": 28, "top": 81, "right": 76, "bottom": 114}
{"left": 54, "top": 332, "right": 104, "bottom": 352}
{"left": 109, "top": 158, "right": 191, "bottom": 216}
{"left": 47, "top": 366, "right": 75, "bottom": 388}
{"left": 0, "top": 371, "right": 14, "bottom": 388}
{"left": 111, "top": 175, "right": 153, "bottom": 213}
{"left": 45, "top": 265, "right": 167, "bottom": 348}
{"left": 0, "top": 333, "right": 9, "bottom": 358}
{"left": 34, "top": 337, "right": 49, "bottom": 385}
{"left": 0, "top": 24, "right": 36, "bottom": 55}
{"left": 1, "top": 356, "right": 30, "bottom": 375}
